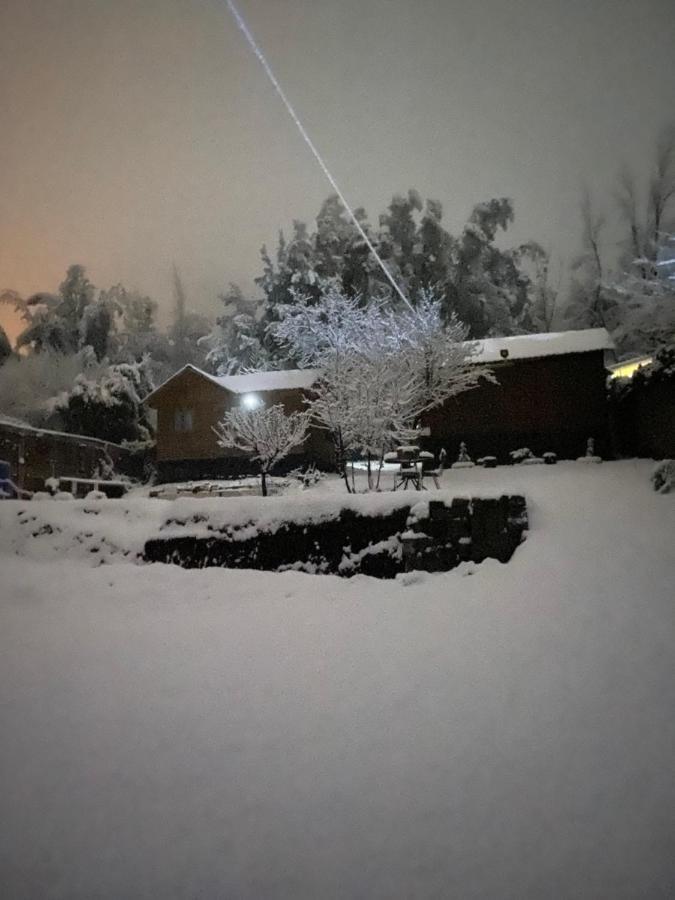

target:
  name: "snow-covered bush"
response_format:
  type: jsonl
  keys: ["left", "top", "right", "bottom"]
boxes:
{"left": 214, "top": 403, "right": 311, "bottom": 497}
{"left": 478, "top": 456, "right": 497, "bottom": 468}
{"left": 651, "top": 460, "right": 675, "bottom": 494}
{"left": 510, "top": 448, "right": 534, "bottom": 463}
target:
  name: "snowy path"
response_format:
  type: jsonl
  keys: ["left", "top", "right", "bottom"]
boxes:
{"left": 1, "top": 461, "right": 674, "bottom": 898}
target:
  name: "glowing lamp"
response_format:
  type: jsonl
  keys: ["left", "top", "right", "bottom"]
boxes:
{"left": 241, "top": 393, "right": 262, "bottom": 410}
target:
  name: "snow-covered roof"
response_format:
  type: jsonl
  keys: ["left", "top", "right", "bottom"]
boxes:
{"left": 145, "top": 364, "right": 322, "bottom": 402}
{"left": 214, "top": 368, "right": 322, "bottom": 394}
{"left": 0, "top": 414, "right": 124, "bottom": 448}
{"left": 467, "top": 328, "right": 614, "bottom": 363}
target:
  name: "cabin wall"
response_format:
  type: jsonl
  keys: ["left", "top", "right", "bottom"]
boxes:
{"left": 149, "top": 369, "right": 233, "bottom": 463}
{"left": 422, "top": 351, "right": 611, "bottom": 460}
{"left": 0, "top": 425, "right": 127, "bottom": 492}
{"left": 148, "top": 370, "right": 334, "bottom": 480}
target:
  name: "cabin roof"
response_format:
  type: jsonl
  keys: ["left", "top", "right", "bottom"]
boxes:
{"left": 467, "top": 328, "right": 614, "bottom": 363}
{"left": 144, "top": 364, "right": 322, "bottom": 402}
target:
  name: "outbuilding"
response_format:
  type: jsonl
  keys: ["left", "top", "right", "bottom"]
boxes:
{"left": 144, "top": 366, "right": 331, "bottom": 481}
{"left": 423, "top": 327, "right": 615, "bottom": 461}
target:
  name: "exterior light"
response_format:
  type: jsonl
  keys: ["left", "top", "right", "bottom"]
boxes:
{"left": 241, "top": 393, "right": 262, "bottom": 410}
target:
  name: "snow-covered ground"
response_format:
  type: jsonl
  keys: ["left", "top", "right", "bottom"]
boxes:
{"left": 1, "top": 461, "right": 674, "bottom": 898}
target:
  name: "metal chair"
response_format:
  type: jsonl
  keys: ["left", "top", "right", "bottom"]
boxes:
{"left": 420, "top": 449, "right": 446, "bottom": 489}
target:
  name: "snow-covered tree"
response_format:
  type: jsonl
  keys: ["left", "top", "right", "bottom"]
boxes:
{"left": 0, "top": 349, "right": 104, "bottom": 426}
{"left": 519, "top": 245, "right": 561, "bottom": 333}
{"left": 274, "top": 284, "right": 490, "bottom": 491}
{"left": 566, "top": 125, "right": 675, "bottom": 355}
{"left": 565, "top": 190, "right": 616, "bottom": 331}
{"left": 602, "top": 264, "right": 675, "bottom": 356}
{"left": 213, "top": 403, "right": 310, "bottom": 496}
{"left": 200, "top": 283, "right": 273, "bottom": 375}
{"left": 56, "top": 264, "right": 96, "bottom": 351}
{"left": 255, "top": 192, "right": 542, "bottom": 342}
{"left": 102, "top": 284, "right": 172, "bottom": 373}
{"left": 14, "top": 291, "right": 68, "bottom": 354}
{"left": 50, "top": 359, "right": 155, "bottom": 445}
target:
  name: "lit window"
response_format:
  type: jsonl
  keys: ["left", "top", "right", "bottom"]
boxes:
{"left": 174, "top": 408, "right": 193, "bottom": 432}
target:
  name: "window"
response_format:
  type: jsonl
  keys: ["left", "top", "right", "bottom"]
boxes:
{"left": 174, "top": 408, "right": 193, "bottom": 432}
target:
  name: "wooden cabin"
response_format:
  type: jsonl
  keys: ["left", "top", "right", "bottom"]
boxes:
{"left": 144, "top": 366, "right": 332, "bottom": 481}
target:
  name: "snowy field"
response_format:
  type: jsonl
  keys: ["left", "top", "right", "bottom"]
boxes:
{"left": 1, "top": 461, "right": 674, "bottom": 898}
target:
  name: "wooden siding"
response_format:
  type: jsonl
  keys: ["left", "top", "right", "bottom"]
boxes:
{"left": 0, "top": 424, "right": 127, "bottom": 492}
{"left": 422, "top": 350, "right": 611, "bottom": 459}
{"left": 147, "top": 368, "right": 334, "bottom": 466}
{"left": 148, "top": 368, "right": 234, "bottom": 462}
{"left": 148, "top": 352, "right": 612, "bottom": 473}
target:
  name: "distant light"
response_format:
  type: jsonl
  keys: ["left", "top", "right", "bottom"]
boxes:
{"left": 241, "top": 393, "right": 262, "bottom": 410}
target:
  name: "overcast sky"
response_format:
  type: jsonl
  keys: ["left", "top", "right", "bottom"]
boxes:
{"left": 1, "top": 0, "right": 674, "bottom": 327}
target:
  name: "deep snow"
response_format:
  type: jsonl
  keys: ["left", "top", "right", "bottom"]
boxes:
{"left": 1, "top": 461, "right": 674, "bottom": 899}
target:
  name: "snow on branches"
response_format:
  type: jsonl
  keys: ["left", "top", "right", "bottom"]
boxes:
{"left": 273, "top": 284, "right": 492, "bottom": 489}
{"left": 213, "top": 403, "right": 310, "bottom": 496}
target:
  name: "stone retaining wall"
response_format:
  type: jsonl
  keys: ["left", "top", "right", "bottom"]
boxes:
{"left": 144, "top": 496, "right": 528, "bottom": 578}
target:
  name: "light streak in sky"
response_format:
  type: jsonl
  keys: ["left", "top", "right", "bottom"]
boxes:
{"left": 225, "top": 0, "right": 414, "bottom": 310}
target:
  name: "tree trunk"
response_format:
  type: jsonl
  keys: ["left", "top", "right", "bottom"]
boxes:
{"left": 260, "top": 469, "right": 268, "bottom": 497}
{"left": 375, "top": 453, "right": 385, "bottom": 491}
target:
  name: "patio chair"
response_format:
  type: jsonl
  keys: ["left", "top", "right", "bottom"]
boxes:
{"left": 420, "top": 448, "right": 447, "bottom": 489}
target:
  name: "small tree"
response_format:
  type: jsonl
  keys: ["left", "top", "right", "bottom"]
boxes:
{"left": 214, "top": 403, "right": 311, "bottom": 496}
{"left": 274, "top": 284, "right": 492, "bottom": 491}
